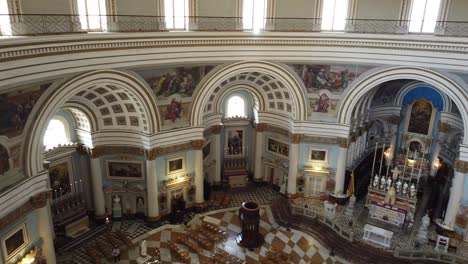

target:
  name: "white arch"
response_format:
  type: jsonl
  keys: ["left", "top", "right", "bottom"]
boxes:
{"left": 190, "top": 61, "right": 308, "bottom": 126}
{"left": 338, "top": 66, "right": 468, "bottom": 145}
{"left": 23, "top": 70, "right": 161, "bottom": 177}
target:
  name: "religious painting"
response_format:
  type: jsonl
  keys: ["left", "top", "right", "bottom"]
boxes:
{"left": 2, "top": 224, "right": 29, "bottom": 261}
{"left": 0, "top": 144, "right": 10, "bottom": 175}
{"left": 202, "top": 141, "right": 211, "bottom": 160}
{"left": 289, "top": 64, "right": 375, "bottom": 93}
{"left": 49, "top": 157, "right": 75, "bottom": 198}
{"left": 315, "top": 93, "right": 330, "bottom": 113}
{"left": 225, "top": 129, "right": 244, "bottom": 156}
{"left": 106, "top": 160, "right": 144, "bottom": 180}
{"left": 407, "top": 100, "right": 433, "bottom": 135}
{"left": 0, "top": 84, "right": 49, "bottom": 136}
{"left": 309, "top": 148, "right": 328, "bottom": 163}
{"left": 267, "top": 138, "right": 289, "bottom": 158}
{"left": 166, "top": 156, "right": 185, "bottom": 175}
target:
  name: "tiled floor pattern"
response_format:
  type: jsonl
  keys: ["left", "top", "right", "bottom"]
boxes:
{"left": 117, "top": 207, "right": 348, "bottom": 264}
{"left": 226, "top": 186, "right": 276, "bottom": 207}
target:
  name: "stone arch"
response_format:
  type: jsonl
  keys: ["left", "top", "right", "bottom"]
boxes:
{"left": 190, "top": 61, "right": 308, "bottom": 127}
{"left": 338, "top": 66, "right": 468, "bottom": 145}
{"left": 23, "top": 70, "right": 161, "bottom": 177}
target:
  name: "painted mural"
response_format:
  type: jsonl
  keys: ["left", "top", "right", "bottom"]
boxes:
{"left": 289, "top": 64, "right": 375, "bottom": 93}
{"left": 408, "top": 100, "right": 433, "bottom": 135}
{"left": 137, "top": 65, "right": 215, "bottom": 130}
{"left": 0, "top": 84, "right": 49, "bottom": 137}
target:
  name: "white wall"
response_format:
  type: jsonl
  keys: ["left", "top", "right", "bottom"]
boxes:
{"left": 21, "top": 0, "right": 73, "bottom": 14}
{"left": 446, "top": 0, "right": 468, "bottom": 21}
{"left": 275, "top": 0, "right": 317, "bottom": 18}
{"left": 197, "top": 0, "right": 238, "bottom": 17}
{"left": 116, "top": 0, "right": 159, "bottom": 16}
{"left": 354, "top": 0, "right": 402, "bottom": 20}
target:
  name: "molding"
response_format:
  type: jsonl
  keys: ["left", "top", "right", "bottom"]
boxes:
{"left": 337, "top": 138, "right": 349, "bottom": 148}
{"left": 91, "top": 145, "right": 145, "bottom": 158}
{"left": 289, "top": 134, "right": 304, "bottom": 144}
{"left": 191, "top": 139, "right": 205, "bottom": 150}
{"left": 256, "top": 123, "right": 268, "bottom": 132}
{"left": 0, "top": 191, "right": 50, "bottom": 230}
{"left": 384, "top": 115, "right": 401, "bottom": 125}
{"left": 146, "top": 142, "right": 194, "bottom": 159}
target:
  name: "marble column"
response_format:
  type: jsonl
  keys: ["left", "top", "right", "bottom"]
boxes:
{"left": 287, "top": 134, "right": 302, "bottom": 196}
{"left": 77, "top": 146, "right": 92, "bottom": 209}
{"left": 254, "top": 124, "right": 267, "bottom": 182}
{"left": 335, "top": 138, "right": 349, "bottom": 194}
{"left": 192, "top": 140, "right": 205, "bottom": 204}
{"left": 444, "top": 160, "right": 468, "bottom": 227}
{"left": 212, "top": 125, "right": 223, "bottom": 185}
{"left": 90, "top": 157, "right": 106, "bottom": 218}
{"left": 32, "top": 193, "right": 56, "bottom": 264}
{"left": 145, "top": 158, "right": 160, "bottom": 222}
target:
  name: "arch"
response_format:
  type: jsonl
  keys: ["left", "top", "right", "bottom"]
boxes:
{"left": 190, "top": 61, "right": 308, "bottom": 127}
{"left": 23, "top": 70, "right": 161, "bottom": 177}
{"left": 338, "top": 66, "right": 468, "bottom": 145}
{"left": 213, "top": 84, "right": 265, "bottom": 116}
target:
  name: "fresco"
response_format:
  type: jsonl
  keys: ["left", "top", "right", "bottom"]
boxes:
{"left": 408, "top": 100, "right": 433, "bottom": 135}
{"left": 137, "top": 65, "right": 215, "bottom": 130}
{"left": 289, "top": 64, "right": 375, "bottom": 93}
{"left": 0, "top": 84, "right": 49, "bottom": 137}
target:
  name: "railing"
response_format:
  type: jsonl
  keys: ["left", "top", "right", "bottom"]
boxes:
{"left": 394, "top": 249, "right": 467, "bottom": 264}
{"left": 291, "top": 205, "right": 354, "bottom": 242}
{"left": 0, "top": 14, "right": 468, "bottom": 37}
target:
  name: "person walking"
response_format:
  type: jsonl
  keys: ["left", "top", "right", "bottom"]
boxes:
{"left": 112, "top": 246, "right": 120, "bottom": 263}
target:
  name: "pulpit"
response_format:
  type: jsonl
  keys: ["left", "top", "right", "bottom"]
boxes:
{"left": 236, "top": 202, "right": 264, "bottom": 249}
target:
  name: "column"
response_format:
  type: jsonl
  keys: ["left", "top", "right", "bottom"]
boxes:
{"left": 430, "top": 142, "right": 442, "bottom": 176}
{"left": 77, "top": 145, "right": 92, "bottom": 209}
{"left": 335, "top": 138, "right": 348, "bottom": 194}
{"left": 192, "top": 140, "right": 205, "bottom": 204}
{"left": 32, "top": 193, "right": 56, "bottom": 264}
{"left": 287, "top": 134, "right": 302, "bottom": 196}
{"left": 254, "top": 124, "right": 267, "bottom": 182}
{"left": 444, "top": 160, "right": 467, "bottom": 227}
{"left": 90, "top": 157, "right": 106, "bottom": 218}
{"left": 146, "top": 158, "right": 160, "bottom": 222}
{"left": 212, "top": 125, "right": 223, "bottom": 186}
{"left": 347, "top": 140, "right": 355, "bottom": 168}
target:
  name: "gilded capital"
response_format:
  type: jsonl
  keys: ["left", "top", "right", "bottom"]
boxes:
{"left": 337, "top": 138, "right": 349, "bottom": 148}
{"left": 191, "top": 140, "right": 205, "bottom": 150}
{"left": 211, "top": 125, "right": 223, "bottom": 134}
{"left": 289, "top": 133, "right": 303, "bottom": 144}
{"left": 454, "top": 160, "right": 468, "bottom": 174}
{"left": 256, "top": 123, "right": 268, "bottom": 132}
{"left": 30, "top": 191, "right": 51, "bottom": 209}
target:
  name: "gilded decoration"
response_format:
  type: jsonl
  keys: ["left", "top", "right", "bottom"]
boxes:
{"left": 91, "top": 145, "right": 145, "bottom": 158}
{"left": 256, "top": 123, "right": 268, "bottom": 132}
{"left": 454, "top": 160, "right": 468, "bottom": 174}
{"left": 302, "top": 136, "right": 340, "bottom": 145}
{"left": 191, "top": 140, "right": 205, "bottom": 150}
{"left": 146, "top": 142, "right": 193, "bottom": 159}
{"left": 30, "top": 191, "right": 51, "bottom": 208}
{"left": 204, "top": 125, "right": 223, "bottom": 137}
{"left": 337, "top": 138, "right": 349, "bottom": 148}
{"left": 289, "top": 134, "right": 304, "bottom": 144}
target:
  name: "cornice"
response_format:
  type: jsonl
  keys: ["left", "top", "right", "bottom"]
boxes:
{"left": 2, "top": 33, "right": 468, "bottom": 63}
{"left": 0, "top": 191, "right": 51, "bottom": 230}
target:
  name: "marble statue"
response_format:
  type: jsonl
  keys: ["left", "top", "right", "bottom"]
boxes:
{"left": 402, "top": 182, "right": 409, "bottom": 195}
{"left": 417, "top": 213, "right": 430, "bottom": 243}
{"left": 386, "top": 177, "right": 392, "bottom": 191}
{"left": 384, "top": 185, "right": 396, "bottom": 205}
{"left": 373, "top": 174, "right": 379, "bottom": 188}
{"left": 140, "top": 240, "right": 147, "bottom": 257}
{"left": 113, "top": 195, "right": 121, "bottom": 207}
{"left": 391, "top": 167, "right": 401, "bottom": 180}
{"left": 396, "top": 179, "right": 402, "bottom": 194}
{"left": 410, "top": 183, "right": 416, "bottom": 198}
{"left": 380, "top": 176, "right": 386, "bottom": 190}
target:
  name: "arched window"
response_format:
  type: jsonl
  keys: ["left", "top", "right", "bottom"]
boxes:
{"left": 226, "top": 96, "right": 246, "bottom": 118}
{"left": 409, "top": 0, "right": 442, "bottom": 33}
{"left": 164, "top": 0, "right": 189, "bottom": 31}
{"left": 43, "top": 119, "right": 70, "bottom": 150}
{"left": 0, "top": 0, "right": 11, "bottom": 35}
{"left": 243, "top": 0, "right": 267, "bottom": 32}
{"left": 76, "top": 0, "right": 107, "bottom": 31}
{"left": 321, "top": 0, "right": 349, "bottom": 31}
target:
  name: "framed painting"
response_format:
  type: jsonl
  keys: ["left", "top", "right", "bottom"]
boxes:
{"left": 2, "top": 224, "right": 29, "bottom": 261}
{"left": 49, "top": 157, "right": 75, "bottom": 197}
{"left": 309, "top": 148, "right": 328, "bottom": 163}
{"left": 106, "top": 160, "right": 144, "bottom": 180}
{"left": 166, "top": 156, "right": 185, "bottom": 175}
{"left": 225, "top": 128, "right": 245, "bottom": 156}
{"left": 266, "top": 138, "right": 289, "bottom": 158}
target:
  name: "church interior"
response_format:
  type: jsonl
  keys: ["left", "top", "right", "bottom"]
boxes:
{"left": 0, "top": 0, "right": 468, "bottom": 263}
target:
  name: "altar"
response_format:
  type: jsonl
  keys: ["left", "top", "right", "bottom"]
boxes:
{"left": 363, "top": 224, "right": 394, "bottom": 248}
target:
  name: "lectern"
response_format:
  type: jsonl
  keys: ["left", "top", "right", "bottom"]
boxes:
{"left": 236, "top": 202, "right": 264, "bottom": 249}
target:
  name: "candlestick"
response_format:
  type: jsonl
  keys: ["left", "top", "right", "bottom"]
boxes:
{"left": 371, "top": 142, "right": 378, "bottom": 177}
{"left": 410, "top": 150, "right": 417, "bottom": 183}
{"left": 402, "top": 147, "right": 410, "bottom": 180}
{"left": 379, "top": 143, "right": 385, "bottom": 176}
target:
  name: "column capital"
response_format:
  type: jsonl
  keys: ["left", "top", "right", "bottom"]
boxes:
{"left": 211, "top": 125, "right": 223, "bottom": 134}
{"left": 30, "top": 191, "right": 52, "bottom": 209}
{"left": 454, "top": 160, "right": 468, "bottom": 174}
{"left": 191, "top": 140, "right": 205, "bottom": 150}
{"left": 256, "top": 123, "right": 268, "bottom": 132}
{"left": 439, "top": 122, "right": 451, "bottom": 133}
{"left": 76, "top": 144, "right": 92, "bottom": 156}
{"left": 289, "top": 133, "right": 304, "bottom": 144}
{"left": 337, "top": 138, "right": 349, "bottom": 148}
{"left": 384, "top": 115, "right": 401, "bottom": 125}
{"left": 348, "top": 133, "right": 357, "bottom": 142}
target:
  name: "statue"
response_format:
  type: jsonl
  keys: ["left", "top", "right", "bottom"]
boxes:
{"left": 402, "top": 182, "right": 409, "bottom": 195}
{"left": 384, "top": 185, "right": 396, "bottom": 205}
{"left": 410, "top": 183, "right": 416, "bottom": 198}
{"left": 113, "top": 195, "right": 121, "bottom": 206}
{"left": 372, "top": 174, "right": 379, "bottom": 188}
{"left": 396, "top": 179, "right": 402, "bottom": 194}
{"left": 417, "top": 213, "right": 430, "bottom": 243}
{"left": 391, "top": 167, "right": 401, "bottom": 180}
{"left": 386, "top": 177, "right": 392, "bottom": 191}
{"left": 140, "top": 240, "right": 147, "bottom": 257}
{"left": 380, "top": 176, "right": 386, "bottom": 190}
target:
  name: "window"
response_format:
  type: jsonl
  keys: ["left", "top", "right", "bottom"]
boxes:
{"left": 321, "top": 0, "right": 349, "bottom": 31}
{"left": 226, "top": 96, "right": 246, "bottom": 118}
{"left": 43, "top": 119, "right": 70, "bottom": 150}
{"left": 76, "top": 0, "right": 107, "bottom": 31}
{"left": 0, "top": 0, "right": 11, "bottom": 35}
{"left": 164, "top": 0, "right": 189, "bottom": 30}
{"left": 409, "top": 0, "right": 441, "bottom": 33}
{"left": 243, "top": 0, "right": 267, "bottom": 32}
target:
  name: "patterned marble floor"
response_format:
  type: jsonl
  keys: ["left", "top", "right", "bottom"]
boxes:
{"left": 114, "top": 206, "right": 349, "bottom": 264}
